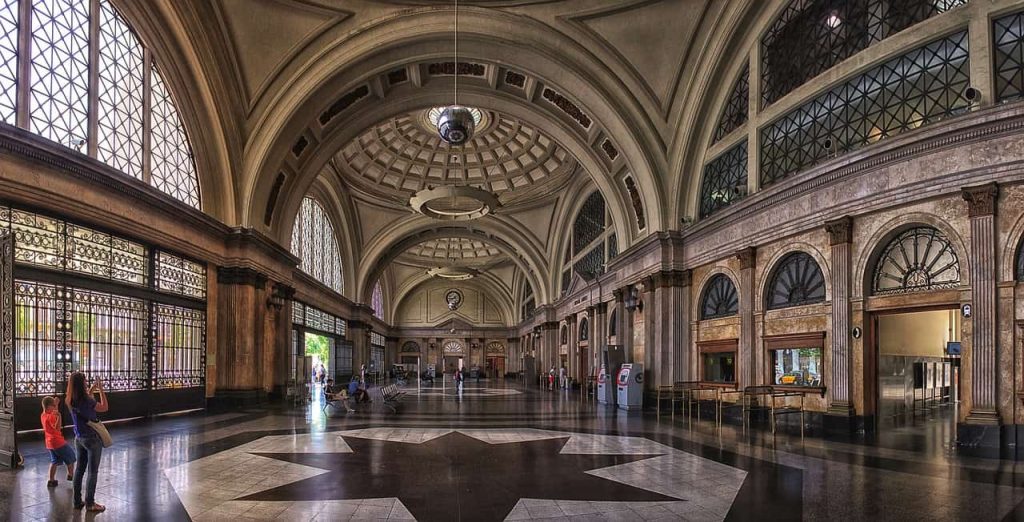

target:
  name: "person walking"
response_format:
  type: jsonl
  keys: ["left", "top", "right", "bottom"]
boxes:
{"left": 66, "top": 372, "right": 108, "bottom": 513}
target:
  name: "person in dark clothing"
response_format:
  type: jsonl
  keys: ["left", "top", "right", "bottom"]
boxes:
{"left": 65, "top": 372, "right": 108, "bottom": 513}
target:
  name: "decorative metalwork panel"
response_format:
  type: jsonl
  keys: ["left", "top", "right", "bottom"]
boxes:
{"left": 623, "top": 176, "right": 646, "bottom": 230}
{"left": 305, "top": 306, "right": 332, "bottom": 333}
{"left": 573, "top": 246, "right": 604, "bottom": 281}
{"left": 6, "top": 208, "right": 64, "bottom": 269}
{"left": 700, "top": 140, "right": 747, "bottom": 218}
{"left": 578, "top": 318, "right": 589, "bottom": 342}
{"left": 573, "top": 192, "right": 606, "bottom": 255}
{"left": 29, "top": 0, "right": 91, "bottom": 147}
{"left": 761, "top": 0, "right": 965, "bottom": 106}
{"left": 401, "top": 341, "right": 419, "bottom": 353}
{"left": 290, "top": 197, "right": 344, "bottom": 295}
{"left": 766, "top": 252, "right": 826, "bottom": 310}
{"left": 149, "top": 63, "right": 201, "bottom": 208}
{"left": 371, "top": 282, "right": 383, "bottom": 319}
{"left": 442, "top": 340, "right": 463, "bottom": 353}
{"left": 14, "top": 281, "right": 63, "bottom": 396}
{"left": 700, "top": 274, "right": 739, "bottom": 320}
{"left": 370, "top": 331, "right": 385, "bottom": 348}
{"left": 0, "top": 0, "right": 17, "bottom": 124}
{"left": 153, "top": 303, "right": 205, "bottom": 389}
{"left": 97, "top": 0, "right": 144, "bottom": 179}
{"left": 68, "top": 287, "right": 147, "bottom": 391}
{"left": 522, "top": 298, "right": 535, "bottom": 320}
{"left": 994, "top": 9, "right": 1024, "bottom": 102}
{"left": 0, "top": 233, "right": 12, "bottom": 467}
{"left": 760, "top": 32, "right": 970, "bottom": 187}
{"left": 155, "top": 251, "right": 206, "bottom": 299}
{"left": 872, "top": 226, "right": 960, "bottom": 295}
{"left": 291, "top": 302, "right": 304, "bottom": 325}
{"left": 485, "top": 341, "right": 505, "bottom": 354}
{"left": 713, "top": 65, "right": 749, "bottom": 143}
{"left": 66, "top": 223, "right": 147, "bottom": 286}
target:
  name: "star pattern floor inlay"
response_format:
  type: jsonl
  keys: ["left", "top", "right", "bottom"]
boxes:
{"left": 164, "top": 427, "right": 747, "bottom": 521}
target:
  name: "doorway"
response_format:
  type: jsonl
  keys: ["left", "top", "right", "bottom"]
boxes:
{"left": 486, "top": 357, "right": 505, "bottom": 378}
{"left": 443, "top": 356, "right": 463, "bottom": 375}
{"left": 872, "top": 307, "right": 959, "bottom": 435}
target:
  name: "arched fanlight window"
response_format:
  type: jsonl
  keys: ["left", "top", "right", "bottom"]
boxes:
{"left": 562, "top": 191, "right": 617, "bottom": 295}
{"left": 579, "top": 317, "right": 589, "bottom": 342}
{"left": 700, "top": 274, "right": 739, "bottom": 320}
{"left": 371, "top": 281, "right": 384, "bottom": 319}
{"left": 290, "top": 197, "right": 344, "bottom": 294}
{"left": 1, "top": 0, "right": 201, "bottom": 208}
{"left": 766, "top": 252, "right": 826, "bottom": 310}
{"left": 872, "top": 226, "right": 960, "bottom": 295}
{"left": 400, "top": 341, "right": 420, "bottom": 353}
{"left": 608, "top": 308, "right": 618, "bottom": 337}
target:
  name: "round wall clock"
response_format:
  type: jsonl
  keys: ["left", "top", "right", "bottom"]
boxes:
{"left": 445, "top": 289, "right": 464, "bottom": 310}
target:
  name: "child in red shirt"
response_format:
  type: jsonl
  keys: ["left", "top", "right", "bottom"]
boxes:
{"left": 40, "top": 396, "right": 76, "bottom": 488}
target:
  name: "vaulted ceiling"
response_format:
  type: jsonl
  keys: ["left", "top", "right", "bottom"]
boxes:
{"left": 143, "top": 0, "right": 769, "bottom": 324}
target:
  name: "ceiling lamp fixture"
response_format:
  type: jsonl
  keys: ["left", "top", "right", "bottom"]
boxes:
{"left": 427, "top": 238, "right": 479, "bottom": 280}
{"left": 436, "top": 0, "right": 475, "bottom": 145}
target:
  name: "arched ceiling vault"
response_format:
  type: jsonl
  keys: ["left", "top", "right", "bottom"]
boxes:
{"left": 391, "top": 270, "right": 517, "bottom": 327}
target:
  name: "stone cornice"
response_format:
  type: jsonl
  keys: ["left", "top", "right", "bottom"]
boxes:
{"left": 217, "top": 266, "right": 268, "bottom": 287}
{"left": 962, "top": 182, "right": 999, "bottom": 218}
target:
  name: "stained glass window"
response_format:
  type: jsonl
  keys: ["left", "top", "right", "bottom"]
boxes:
{"left": 872, "top": 226, "right": 960, "bottom": 295}
{"left": 760, "top": 32, "right": 970, "bottom": 187}
{"left": 2, "top": 0, "right": 202, "bottom": 208}
{"left": 700, "top": 274, "right": 739, "bottom": 319}
{"left": 150, "top": 63, "right": 200, "bottom": 207}
{"left": 766, "top": 252, "right": 826, "bottom": 310}
{"left": 700, "top": 140, "right": 747, "bottom": 218}
{"left": 29, "top": 0, "right": 91, "bottom": 147}
{"left": 761, "top": 0, "right": 966, "bottom": 106}
{"left": 713, "top": 65, "right": 749, "bottom": 143}
{"left": 371, "top": 282, "right": 384, "bottom": 319}
{"left": 290, "top": 197, "right": 344, "bottom": 295}
{"left": 0, "top": 0, "right": 18, "bottom": 124}
{"left": 994, "top": 9, "right": 1024, "bottom": 102}
{"left": 154, "top": 303, "right": 205, "bottom": 389}
{"left": 97, "top": 0, "right": 144, "bottom": 179}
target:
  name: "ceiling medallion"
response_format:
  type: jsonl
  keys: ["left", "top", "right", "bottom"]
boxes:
{"left": 410, "top": 185, "right": 500, "bottom": 220}
{"left": 427, "top": 266, "right": 479, "bottom": 281}
{"left": 445, "top": 289, "right": 464, "bottom": 311}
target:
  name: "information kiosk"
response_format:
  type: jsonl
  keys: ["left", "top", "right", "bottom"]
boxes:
{"left": 616, "top": 363, "right": 644, "bottom": 410}
{"left": 597, "top": 364, "right": 616, "bottom": 405}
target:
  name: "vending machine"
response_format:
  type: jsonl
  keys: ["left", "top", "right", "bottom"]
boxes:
{"left": 597, "top": 364, "right": 616, "bottom": 405}
{"left": 616, "top": 363, "right": 644, "bottom": 410}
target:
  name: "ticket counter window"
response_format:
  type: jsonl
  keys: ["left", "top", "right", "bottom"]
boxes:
{"left": 702, "top": 352, "right": 735, "bottom": 383}
{"left": 770, "top": 347, "right": 822, "bottom": 387}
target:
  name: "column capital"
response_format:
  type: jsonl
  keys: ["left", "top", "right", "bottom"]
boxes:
{"left": 595, "top": 301, "right": 608, "bottom": 314}
{"left": 650, "top": 269, "right": 692, "bottom": 288}
{"left": 736, "top": 247, "right": 756, "bottom": 270}
{"left": 962, "top": 182, "right": 999, "bottom": 218}
{"left": 824, "top": 216, "right": 853, "bottom": 245}
{"left": 613, "top": 287, "right": 625, "bottom": 302}
{"left": 564, "top": 315, "right": 577, "bottom": 325}
{"left": 541, "top": 321, "right": 560, "bottom": 331}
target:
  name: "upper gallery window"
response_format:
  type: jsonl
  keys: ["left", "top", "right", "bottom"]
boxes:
{"left": 561, "top": 191, "right": 617, "bottom": 295}
{"left": 290, "top": 197, "right": 344, "bottom": 295}
{"left": 761, "top": 0, "right": 965, "bottom": 106}
{"left": 712, "top": 65, "right": 749, "bottom": 143}
{"left": 994, "top": 9, "right": 1024, "bottom": 102}
{"left": 371, "top": 281, "right": 384, "bottom": 319}
{"left": 1, "top": 0, "right": 201, "bottom": 208}
{"left": 699, "top": 140, "right": 747, "bottom": 219}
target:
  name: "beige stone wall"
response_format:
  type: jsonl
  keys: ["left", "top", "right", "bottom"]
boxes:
{"left": 395, "top": 282, "right": 509, "bottom": 327}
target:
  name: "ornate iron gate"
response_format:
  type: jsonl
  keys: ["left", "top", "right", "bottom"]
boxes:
{"left": 0, "top": 232, "right": 18, "bottom": 467}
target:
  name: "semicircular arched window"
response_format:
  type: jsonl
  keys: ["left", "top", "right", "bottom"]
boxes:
{"left": 443, "top": 340, "right": 464, "bottom": 354}
{"left": 873, "top": 226, "right": 960, "bottom": 295}
{"left": 400, "top": 341, "right": 420, "bottom": 353}
{"left": 766, "top": 252, "right": 826, "bottom": 310}
{"left": 700, "top": 274, "right": 739, "bottom": 319}
{"left": 608, "top": 308, "right": 618, "bottom": 337}
{"left": 290, "top": 197, "right": 344, "bottom": 294}
{"left": 0, "top": 0, "right": 201, "bottom": 208}
{"left": 485, "top": 341, "right": 505, "bottom": 354}
{"left": 579, "top": 317, "right": 589, "bottom": 342}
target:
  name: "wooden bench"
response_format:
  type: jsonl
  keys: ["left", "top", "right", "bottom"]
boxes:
{"left": 379, "top": 383, "right": 407, "bottom": 413}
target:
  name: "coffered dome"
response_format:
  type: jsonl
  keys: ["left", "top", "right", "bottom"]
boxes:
{"left": 400, "top": 237, "right": 503, "bottom": 265}
{"left": 336, "top": 109, "right": 575, "bottom": 204}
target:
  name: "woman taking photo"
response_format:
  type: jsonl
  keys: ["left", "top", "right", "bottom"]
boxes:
{"left": 65, "top": 372, "right": 108, "bottom": 513}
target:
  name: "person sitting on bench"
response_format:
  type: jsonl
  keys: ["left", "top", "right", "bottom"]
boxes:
{"left": 420, "top": 371, "right": 434, "bottom": 385}
{"left": 349, "top": 376, "right": 371, "bottom": 403}
{"left": 324, "top": 379, "right": 353, "bottom": 413}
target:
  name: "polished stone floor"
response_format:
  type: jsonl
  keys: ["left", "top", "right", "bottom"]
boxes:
{"left": 3, "top": 379, "right": 1024, "bottom": 521}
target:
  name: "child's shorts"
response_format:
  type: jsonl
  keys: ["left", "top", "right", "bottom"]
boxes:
{"left": 48, "top": 443, "right": 76, "bottom": 465}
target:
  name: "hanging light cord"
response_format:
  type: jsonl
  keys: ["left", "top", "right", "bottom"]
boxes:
{"left": 454, "top": 0, "right": 459, "bottom": 106}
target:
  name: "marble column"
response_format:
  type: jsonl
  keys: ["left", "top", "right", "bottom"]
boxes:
{"left": 615, "top": 287, "right": 635, "bottom": 363}
{"left": 652, "top": 270, "right": 691, "bottom": 386}
{"left": 736, "top": 247, "right": 756, "bottom": 388}
{"left": 963, "top": 183, "right": 1000, "bottom": 424}
{"left": 543, "top": 321, "right": 559, "bottom": 374}
{"left": 825, "top": 217, "right": 854, "bottom": 415}
{"left": 215, "top": 267, "right": 270, "bottom": 403}
{"left": 592, "top": 302, "right": 608, "bottom": 377}
{"left": 565, "top": 315, "right": 578, "bottom": 382}
{"left": 268, "top": 283, "right": 295, "bottom": 399}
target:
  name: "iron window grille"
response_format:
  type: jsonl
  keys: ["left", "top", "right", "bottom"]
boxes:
{"left": 563, "top": 191, "right": 616, "bottom": 294}
{"left": 994, "top": 9, "right": 1024, "bottom": 102}
{"left": 700, "top": 274, "right": 740, "bottom": 320}
{"left": 291, "top": 300, "right": 346, "bottom": 337}
{"left": 761, "top": 0, "right": 966, "bottom": 106}
{"left": 713, "top": 65, "right": 749, "bottom": 143}
{"left": 371, "top": 281, "right": 384, "bottom": 319}
{"left": 766, "top": 252, "right": 826, "bottom": 310}
{"left": 872, "top": 226, "right": 960, "bottom": 295}
{"left": 699, "top": 140, "right": 748, "bottom": 219}
{"left": 291, "top": 197, "right": 345, "bottom": 295}
{"left": 760, "top": 31, "right": 970, "bottom": 188}
{"left": 2, "top": 0, "right": 201, "bottom": 207}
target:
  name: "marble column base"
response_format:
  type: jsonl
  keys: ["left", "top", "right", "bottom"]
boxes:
{"left": 965, "top": 410, "right": 1001, "bottom": 425}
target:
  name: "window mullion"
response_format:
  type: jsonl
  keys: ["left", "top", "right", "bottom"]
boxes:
{"left": 86, "top": 0, "right": 99, "bottom": 158}
{"left": 15, "top": 0, "right": 31, "bottom": 129}
{"left": 142, "top": 48, "right": 152, "bottom": 183}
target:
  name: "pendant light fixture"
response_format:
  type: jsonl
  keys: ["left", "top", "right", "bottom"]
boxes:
{"left": 436, "top": 0, "right": 476, "bottom": 145}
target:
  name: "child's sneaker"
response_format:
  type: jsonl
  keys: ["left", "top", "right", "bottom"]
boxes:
{"left": 46, "top": 480, "right": 58, "bottom": 488}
